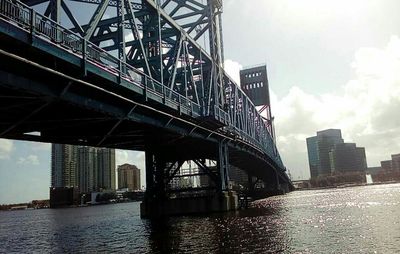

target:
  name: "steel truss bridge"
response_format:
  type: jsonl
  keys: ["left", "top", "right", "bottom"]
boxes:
{"left": 0, "top": 0, "right": 293, "bottom": 214}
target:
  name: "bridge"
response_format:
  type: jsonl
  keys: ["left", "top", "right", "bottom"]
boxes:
{"left": 0, "top": 0, "right": 293, "bottom": 217}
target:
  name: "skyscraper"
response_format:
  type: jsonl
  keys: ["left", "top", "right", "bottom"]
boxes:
{"left": 77, "top": 146, "right": 96, "bottom": 193}
{"left": 118, "top": 164, "right": 141, "bottom": 190}
{"left": 51, "top": 144, "right": 116, "bottom": 193}
{"left": 51, "top": 144, "right": 78, "bottom": 188}
{"left": 306, "top": 136, "right": 318, "bottom": 178}
{"left": 316, "top": 129, "right": 344, "bottom": 175}
{"left": 329, "top": 143, "right": 367, "bottom": 173}
{"left": 306, "top": 129, "right": 344, "bottom": 178}
{"left": 97, "top": 148, "right": 116, "bottom": 191}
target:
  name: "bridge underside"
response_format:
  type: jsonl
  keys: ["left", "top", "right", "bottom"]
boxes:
{"left": 0, "top": 23, "right": 287, "bottom": 183}
{"left": 0, "top": 2, "right": 293, "bottom": 216}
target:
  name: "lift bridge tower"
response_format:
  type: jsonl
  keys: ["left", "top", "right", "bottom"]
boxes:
{"left": 240, "top": 65, "right": 275, "bottom": 141}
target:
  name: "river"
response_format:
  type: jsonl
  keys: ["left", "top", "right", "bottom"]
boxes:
{"left": 1, "top": 183, "right": 400, "bottom": 253}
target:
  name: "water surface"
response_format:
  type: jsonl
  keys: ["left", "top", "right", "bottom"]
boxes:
{"left": 1, "top": 183, "right": 400, "bottom": 253}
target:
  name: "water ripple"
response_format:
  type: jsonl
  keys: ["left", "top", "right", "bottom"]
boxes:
{"left": 1, "top": 184, "right": 400, "bottom": 253}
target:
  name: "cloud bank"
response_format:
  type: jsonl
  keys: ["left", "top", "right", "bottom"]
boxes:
{"left": 17, "top": 155, "right": 40, "bottom": 166}
{"left": 0, "top": 139, "right": 13, "bottom": 160}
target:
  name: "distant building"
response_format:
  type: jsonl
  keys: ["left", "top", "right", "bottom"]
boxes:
{"left": 51, "top": 144, "right": 116, "bottom": 195}
{"left": 78, "top": 146, "right": 96, "bottom": 193}
{"left": 391, "top": 154, "right": 400, "bottom": 171}
{"left": 228, "top": 166, "right": 248, "bottom": 187}
{"left": 306, "top": 129, "right": 344, "bottom": 178}
{"left": 306, "top": 136, "right": 319, "bottom": 178}
{"left": 329, "top": 143, "right": 367, "bottom": 173}
{"left": 97, "top": 148, "right": 116, "bottom": 191}
{"left": 380, "top": 153, "right": 400, "bottom": 172}
{"left": 316, "top": 129, "right": 344, "bottom": 175}
{"left": 367, "top": 167, "right": 382, "bottom": 175}
{"left": 49, "top": 187, "right": 79, "bottom": 208}
{"left": 51, "top": 144, "right": 78, "bottom": 188}
{"left": 118, "top": 164, "right": 141, "bottom": 190}
{"left": 381, "top": 160, "right": 393, "bottom": 171}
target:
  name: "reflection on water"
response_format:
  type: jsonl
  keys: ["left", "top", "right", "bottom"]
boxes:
{"left": 1, "top": 184, "right": 400, "bottom": 253}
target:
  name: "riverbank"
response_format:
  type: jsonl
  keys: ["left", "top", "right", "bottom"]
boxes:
{"left": 296, "top": 180, "right": 400, "bottom": 191}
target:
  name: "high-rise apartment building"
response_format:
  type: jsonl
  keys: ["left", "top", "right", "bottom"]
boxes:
{"left": 329, "top": 143, "right": 367, "bottom": 173}
{"left": 306, "top": 129, "right": 344, "bottom": 177}
{"left": 118, "top": 164, "right": 141, "bottom": 190}
{"left": 77, "top": 146, "right": 96, "bottom": 193}
{"left": 51, "top": 144, "right": 78, "bottom": 188}
{"left": 97, "top": 148, "right": 116, "bottom": 191}
{"left": 51, "top": 144, "right": 116, "bottom": 193}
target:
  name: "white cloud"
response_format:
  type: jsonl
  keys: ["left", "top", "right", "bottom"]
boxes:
{"left": 273, "top": 36, "right": 400, "bottom": 180}
{"left": 116, "top": 150, "right": 145, "bottom": 170}
{"left": 16, "top": 155, "right": 39, "bottom": 165}
{"left": 0, "top": 139, "right": 13, "bottom": 160}
{"left": 224, "top": 59, "right": 242, "bottom": 84}
{"left": 116, "top": 150, "right": 129, "bottom": 166}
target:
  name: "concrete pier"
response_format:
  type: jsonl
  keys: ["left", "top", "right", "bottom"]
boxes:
{"left": 140, "top": 191, "right": 238, "bottom": 218}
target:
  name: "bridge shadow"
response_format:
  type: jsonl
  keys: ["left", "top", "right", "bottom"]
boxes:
{"left": 143, "top": 203, "right": 287, "bottom": 253}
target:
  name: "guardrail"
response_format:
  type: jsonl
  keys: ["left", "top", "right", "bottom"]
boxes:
{"left": 0, "top": 0, "right": 201, "bottom": 117}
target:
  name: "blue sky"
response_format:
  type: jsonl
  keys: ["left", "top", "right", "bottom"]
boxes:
{"left": 2, "top": 0, "right": 400, "bottom": 203}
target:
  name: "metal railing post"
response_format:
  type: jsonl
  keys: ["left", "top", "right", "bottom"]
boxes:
{"left": 144, "top": 76, "right": 148, "bottom": 101}
{"left": 82, "top": 38, "right": 87, "bottom": 76}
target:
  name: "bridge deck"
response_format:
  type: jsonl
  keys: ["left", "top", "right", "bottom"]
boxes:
{"left": 0, "top": 0, "right": 292, "bottom": 186}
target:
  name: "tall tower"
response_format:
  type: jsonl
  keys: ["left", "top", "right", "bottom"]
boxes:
{"left": 97, "top": 148, "right": 116, "bottom": 191}
{"left": 52, "top": 144, "right": 116, "bottom": 192}
{"left": 306, "top": 136, "right": 319, "bottom": 178}
{"left": 240, "top": 65, "right": 274, "bottom": 138}
{"left": 51, "top": 144, "right": 78, "bottom": 188}
{"left": 316, "top": 129, "right": 344, "bottom": 175}
{"left": 77, "top": 146, "right": 97, "bottom": 193}
{"left": 306, "top": 129, "right": 344, "bottom": 178}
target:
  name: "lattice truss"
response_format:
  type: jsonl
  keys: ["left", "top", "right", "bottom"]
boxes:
{"left": 19, "top": 0, "right": 282, "bottom": 167}
{"left": 21, "top": 0, "right": 226, "bottom": 115}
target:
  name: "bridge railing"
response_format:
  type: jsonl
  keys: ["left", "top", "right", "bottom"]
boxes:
{"left": 0, "top": 0, "right": 202, "bottom": 116}
{"left": 223, "top": 74, "right": 284, "bottom": 169}
{"left": 0, "top": 0, "right": 283, "bottom": 170}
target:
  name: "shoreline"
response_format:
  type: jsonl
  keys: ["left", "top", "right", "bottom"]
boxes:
{"left": 296, "top": 181, "right": 400, "bottom": 191}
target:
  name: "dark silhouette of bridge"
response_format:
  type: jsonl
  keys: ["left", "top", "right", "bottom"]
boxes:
{"left": 0, "top": 0, "right": 293, "bottom": 216}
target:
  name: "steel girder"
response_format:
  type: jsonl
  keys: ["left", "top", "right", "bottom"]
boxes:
{"left": 2, "top": 0, "right": 285, "bottom": 171}
{"left": 21, "top": 0, "right": 223, "bottom": 113}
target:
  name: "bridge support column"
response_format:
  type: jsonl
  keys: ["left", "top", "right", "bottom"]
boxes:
{"left": 141, "top": 143, "right": 238, "bottom": 218}
{"left": 271, "top": 169, "right": 288, "bottom": 195}
{"left": 217, "top": 141, "right": 230, "bottom": 191}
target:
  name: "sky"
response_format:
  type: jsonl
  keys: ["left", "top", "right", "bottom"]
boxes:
{"left": 1, "top": 0, "right": 400, "bottom": 203}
